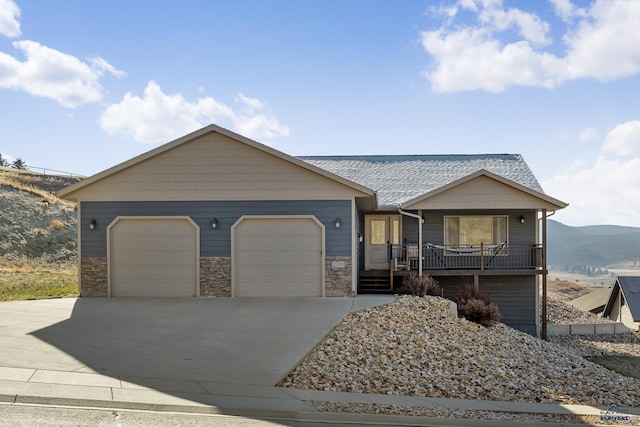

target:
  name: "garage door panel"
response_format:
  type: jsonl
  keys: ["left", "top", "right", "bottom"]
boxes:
{"left": 234, "top": 218, "right": 323, "bottom": 297}
{"left": 110, "top": 218, "right": 197, "bottom": 297}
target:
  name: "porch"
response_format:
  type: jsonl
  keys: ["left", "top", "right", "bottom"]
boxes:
{"left": 358, "top": 242, "right": 545, "bottom": 293}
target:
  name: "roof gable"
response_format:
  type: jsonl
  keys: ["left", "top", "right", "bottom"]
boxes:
{"left": 301, "top": 154, "right": 566, "bottom": 210}
{"left": 619, "top": 276, "right": 640, "bottom": 321}
{"left": 402, "top": 170, "right": 567, "bottom": 210}
{"left": 58, "top": 125, "right": 374, "bottom": 202}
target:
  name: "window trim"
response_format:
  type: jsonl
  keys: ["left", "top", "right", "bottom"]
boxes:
{"left": 444, "top": 215, "right": 509, "bottom": 250}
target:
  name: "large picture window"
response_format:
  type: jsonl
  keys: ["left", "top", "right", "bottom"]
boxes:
{"left": 444, "top": 215, "right": 508, "bottom": 247}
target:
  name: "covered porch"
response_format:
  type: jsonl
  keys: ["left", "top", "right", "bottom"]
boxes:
{"left": 358, "top": 242, "right": 546, "bottom": 294}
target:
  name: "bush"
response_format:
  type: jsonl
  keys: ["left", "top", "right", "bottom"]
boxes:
{"left": 399, "top": 273, "right": 441, "bottom": 297}
{"left": 454, "top": 284, "right": 501, "bottom": 327}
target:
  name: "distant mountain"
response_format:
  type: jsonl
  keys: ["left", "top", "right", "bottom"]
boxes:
{"left": 547, "top": 219, "right": 640, "bottom": 272}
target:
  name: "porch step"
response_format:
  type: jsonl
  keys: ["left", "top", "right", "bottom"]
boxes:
{"left": 358, "top": 270, "right": 393, "bottom": 294}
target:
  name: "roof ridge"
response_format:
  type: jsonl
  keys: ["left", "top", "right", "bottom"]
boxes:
{"left": 298, "top": 153, "right": 520, "bottom": 158}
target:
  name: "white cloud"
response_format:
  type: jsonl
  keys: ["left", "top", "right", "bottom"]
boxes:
{"left": 234, "top": 115, "right": 290, "bottom": 141}
{"left": 422, "top": 0, "right": 640, "bottom": 92}
{"left": 0, "top": 40, "right": 124, "bottom": 107}
{"left": 550, "top": 0, "right": 587, "bottom": 23}
{"left": 478, "top": 2, "right": 551, "bottom": 46}
{"left": 88, "top": 56, "right": 126, "bottom": 78}
{"left": 235, "top": 93, "right": 267, "bottom": 113}
{"left": 602, "top": 121, "right": 640, "bottom": 156}
{"left": 0, "top": 0, "right": 20, "bottom": 38}
{"left": 99, "top": 81, "right": 290, "bottom": 144}
{"left": 543, "top": 120, "right": 640, "bottom": 226}
{"left": 578, "top": 127, "right": 598, "bottom": 143}
{"left": 563, "top": 1, "right": 640, "bottom": 82}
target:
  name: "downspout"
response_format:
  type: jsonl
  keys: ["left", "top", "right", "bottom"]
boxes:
{"left": 542, "top": 208, "right": 548, "bottom": 340}
{"left": 397, "top": 207, "right": 423, "bottom": 277}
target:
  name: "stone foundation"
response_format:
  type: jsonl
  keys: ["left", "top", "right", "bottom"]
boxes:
{"left": 80, "top": 257, "right": 108, "bottom": 297}
{"left": 325, "top": 256, "right": 353, "bottom": 297}
{"left": 200, "top": 257, "right": 232, "bottom": 297}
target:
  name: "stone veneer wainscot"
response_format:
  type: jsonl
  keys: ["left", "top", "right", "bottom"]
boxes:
{"left": 80, "top": 257, "right": 108, "bottom": 297}
{"left": 200, "top": 257, "right": 231, "bottom": 297}
{"left": 325, "top": 256, "right": 353, "bottom": 297}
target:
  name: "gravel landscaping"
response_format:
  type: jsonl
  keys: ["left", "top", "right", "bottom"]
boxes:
{"left": 280, "top": 296, "right": 640, "bottom": 411}
{"left": 547, "top": 298, "right": 613, "bottom": 324}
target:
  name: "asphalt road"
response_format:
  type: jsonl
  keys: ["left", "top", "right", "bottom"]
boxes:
{"left": 0, "top": 403, "right": 431, "bottom": 427}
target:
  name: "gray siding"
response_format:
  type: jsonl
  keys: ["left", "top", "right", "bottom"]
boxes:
{"left": 437, "top": 275, "right": 537, "bottom": 335}
{"left": 81, "top": 200, "right": 352, "bottom": 258}
{"left": 402, "top": 210, "right": 537, "bottom": 246}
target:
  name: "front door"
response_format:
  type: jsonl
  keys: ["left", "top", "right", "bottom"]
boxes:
{"left": 365, "top": 215, "right": 401, "bottom": 270}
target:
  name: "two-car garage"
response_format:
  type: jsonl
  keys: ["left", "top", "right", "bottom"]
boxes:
{"left": 108, "top": 216, "right": 324, "bottom": 298}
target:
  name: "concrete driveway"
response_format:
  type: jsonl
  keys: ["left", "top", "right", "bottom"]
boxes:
{"left": 0, "top": 297, "right": 391, "bottom": 388}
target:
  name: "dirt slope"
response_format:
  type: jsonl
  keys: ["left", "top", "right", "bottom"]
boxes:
{"left": 0, "top": 170, "right": 79, "bottom": 268}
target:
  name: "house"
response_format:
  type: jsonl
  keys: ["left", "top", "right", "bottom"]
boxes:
{"left": 57, "top": 124, "right": 567, "bottom": 336}
{"left": 568, "top": 286, "right": 612, "bottom": 316}
{"left": 602, "top": 276, "right": 640, "bottom": 331}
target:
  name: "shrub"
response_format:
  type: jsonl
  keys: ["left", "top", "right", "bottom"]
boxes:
{"left": 454, "top": 284, "right": 501, "bottom": 327}
{"left": 51, "top": 219, "right": 65, "bottom": 230}
{"left": 399, "top": 273, "right": 441, "bottom": 297}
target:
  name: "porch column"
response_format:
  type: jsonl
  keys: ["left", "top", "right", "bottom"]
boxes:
{"left": 418, "top": 209, "right": 423, "bottom": 277}
{"left": 542, "top": 208, "right": 548, "bottom": 340}
{"left": 397, "top": 208, "right": 423, "bottom": 277}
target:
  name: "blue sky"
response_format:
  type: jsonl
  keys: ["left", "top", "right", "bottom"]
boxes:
{"left": 1, "top": 0, "right": 640, "bottom": 226}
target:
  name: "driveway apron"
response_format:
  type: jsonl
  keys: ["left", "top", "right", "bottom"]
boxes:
{"left": 0, "top": 297, "right": 354, "bottom": 386}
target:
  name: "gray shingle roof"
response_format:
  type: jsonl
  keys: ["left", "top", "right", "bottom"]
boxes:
{"left": 618, "top": 276, "right": 640, "bottom": 321}
{"left": 299, "top": 154, "right": 544, "bottom": 206}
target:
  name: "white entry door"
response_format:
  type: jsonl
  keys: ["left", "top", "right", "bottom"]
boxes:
{"left": 364, "top": 215, "right": 401, "bottom": 270}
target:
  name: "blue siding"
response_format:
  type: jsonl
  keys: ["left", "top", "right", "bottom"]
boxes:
{"left": 437, "top": 275, "right": 537, "bottom": 335}
{"left": 402, "top": 210, "right": 537, "bottom": 245}
{"left": 81, "top": 200, "right": 352, "bottom": 258}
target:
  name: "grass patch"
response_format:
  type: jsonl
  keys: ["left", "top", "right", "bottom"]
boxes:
{"left": 0, "top": 266, "right": 78, "bottom": 301}
{"left": 585, "top": 355, "right": 640, "bottom": 380}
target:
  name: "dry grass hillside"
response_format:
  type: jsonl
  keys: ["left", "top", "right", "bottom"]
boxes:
{"left": 0, "top": 168, "right": 80, "bottom": 300}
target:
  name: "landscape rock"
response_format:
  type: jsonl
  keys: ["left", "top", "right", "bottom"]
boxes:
{"left": 280, "top": 296, "right": 640, "bottom": 408}
{"left": 547, "top": 298, "right": 612, "bottom": 324}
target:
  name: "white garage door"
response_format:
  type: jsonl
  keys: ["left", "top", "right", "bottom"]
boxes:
{"left": 110, "top": 218, "right": 198, "bottom": 297}
{"left": 234, "top": 217, "right": 323, "bottom": 297}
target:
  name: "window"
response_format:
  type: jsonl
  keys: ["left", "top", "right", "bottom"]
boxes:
{"left": 391, "top": 218, "right": 400, "bottom": 245}
{"left": 370, "top": 220, "right": 386, "bottom": 245}
{"left": 444, "top": 216, "right": 508, "bottom": 247}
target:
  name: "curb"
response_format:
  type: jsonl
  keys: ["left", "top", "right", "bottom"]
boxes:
{"left": 1, "top": 393, "right": 595, "bottom": 427}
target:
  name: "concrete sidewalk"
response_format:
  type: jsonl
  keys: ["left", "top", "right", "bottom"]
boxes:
{"left": 2, "top": 364, "right": 639, "bottom": 426}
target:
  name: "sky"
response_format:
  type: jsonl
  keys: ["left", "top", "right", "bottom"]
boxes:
{"left": 1, "top": 0, "right": 640, "bottom": 227}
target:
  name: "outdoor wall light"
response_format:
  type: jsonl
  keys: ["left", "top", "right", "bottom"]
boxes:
{"left": 519, "top": 215, "right": 525, "bottom": 224}
{"left": 211, "top": 218, "right": 219, "bottom": 229}
{"left": 334, "top": 218, "right": 341, "bottom": 229}
{"left": 89, "top": 220, "right": 96, "bottom": 230}
{"left": 357, "top": 233, "right": 364, "bottom": 243}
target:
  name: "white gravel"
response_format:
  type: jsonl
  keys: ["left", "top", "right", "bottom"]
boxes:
{"left": 280, "top": 296, "right": 640, "bottom": 409}
{"left": 547, "top": 298, "right": 613, "bottom": 324}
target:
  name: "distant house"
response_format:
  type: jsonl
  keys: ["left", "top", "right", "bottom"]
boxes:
{"left": 602, "top": 276, "right": 640, "bottom": 331}
{"left": 568, "top": 286, "right": 612, "bottom": 316}
{"left": 57, "top": 124, "right": 567, "bottom": 336}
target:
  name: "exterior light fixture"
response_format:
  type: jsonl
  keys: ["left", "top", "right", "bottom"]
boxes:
{"left": 519, "top": 215, "right": 525, "bottom": 224}
{"left": 211, "top": 218, "right": 219, "bottom": 229}
{"left": 334, "top": 218, "right": 341, "bottom": 229}
{"left": 357, "top": 233, "right": 363, "bottom": 243}
{"left": 89, "top": 220, "right": 96, "bottom": 230}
